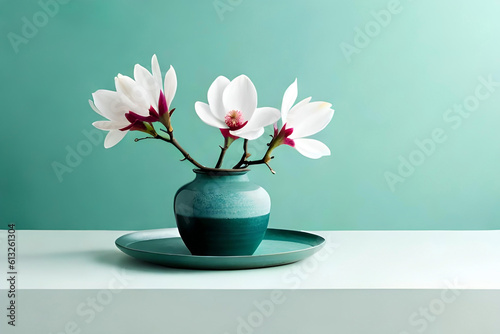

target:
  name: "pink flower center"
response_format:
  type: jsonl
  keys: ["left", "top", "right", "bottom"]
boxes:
{"left": 224, "top": 110, "right": 245, "bottom": 130}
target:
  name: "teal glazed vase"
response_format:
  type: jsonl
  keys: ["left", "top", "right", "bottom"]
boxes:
{"left": 174, "top": 169, "right": 271, "bottom": 256}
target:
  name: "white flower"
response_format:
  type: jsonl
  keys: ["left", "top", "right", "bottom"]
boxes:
{"left": 273, "top": 79, "right": 334, "bottom": 159}
{"left": 194, "top": 75, "right": 280, "bottom": 140}
{"left": 90, "top": 55, "right": 177, "bottom": 148}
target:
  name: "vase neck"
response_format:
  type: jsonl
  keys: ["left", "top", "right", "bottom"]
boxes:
{"left": 193, "top": 169, "right": 249, "bottom": 181}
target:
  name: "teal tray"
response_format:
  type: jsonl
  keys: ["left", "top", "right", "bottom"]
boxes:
{"left": 115, "top": 228, "right": 325, "bottom": 270}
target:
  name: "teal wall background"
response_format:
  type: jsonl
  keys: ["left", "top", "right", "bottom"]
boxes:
{"left": 1, "top": 0, "right": 499, "bottom": 230}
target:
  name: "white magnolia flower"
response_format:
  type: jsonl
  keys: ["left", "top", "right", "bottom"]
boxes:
{"left": 194, "top": 75, "right": 280, "bottom": 140}
{"left": 273, "top": 79, "right": 334, "bottom": 159}
{"left": 90, "top": 54, "right": 177, "bottom": 148}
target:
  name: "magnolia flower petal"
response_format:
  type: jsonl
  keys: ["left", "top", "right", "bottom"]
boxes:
{"left": 293, "top": 138, "right": 331, "bottom": 159}
{"left": 89, "top": 99, "right": 103, "bottom": 116}
{"left": 232, "top": 107, "right": 280, "bottom": 136}
{"left": 281, "top": 79, "right": 297, "bottom": 123}
{"left": 104, "top": 129, "right": 127, "bottom": 149}
{"left": 134, "top": 64, "right": 159, "bottom": 108}
{"left": 134, "top": 64, "right": 155, "bottom": 91}
{"left": 288, "top": 97, "right": 312, "bottom": 116}
{"left": 164, "top": 66, "right": 177, "bottom": 108}
{"left": 288, "top": 102, "right": 334, "bottom": 139}
{"left": 231, "top": 127, "right": 264, "bottom": 140}
{"left": 222, "top": 75, "right": 257, "bottom": 121}
{"left": 93, "top": 120, "right": 127, "bottom": 130}
{"left": 151, "top": 54, "right": 162, "bottom": 93}
{"left": 92, "top": 90, "right": 131, "bottom": 120}
{"left": 207, "top": 76, "right": 230, "bottom": 120}
{"left": 195, "top": 101, "right": 227, "bottom": 128}
{"left": 115, "top": 74, "right": 150, "bottom": 111}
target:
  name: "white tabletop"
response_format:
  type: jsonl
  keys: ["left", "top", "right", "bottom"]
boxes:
{"left": 1, "top": 229, "right": 499, "bottom": 290}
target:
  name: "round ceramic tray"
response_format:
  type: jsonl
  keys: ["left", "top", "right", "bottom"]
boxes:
{"left": 115, "top": 228, "right": 325, "bottom": 270}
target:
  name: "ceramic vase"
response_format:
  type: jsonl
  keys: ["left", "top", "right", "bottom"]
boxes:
{"left": 174, "top": 169, "right": 270, "bottom": 256}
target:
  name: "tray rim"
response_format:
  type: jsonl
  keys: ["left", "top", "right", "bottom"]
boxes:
{"left": 115, "top": 228, "right": 326, "bottom": 270}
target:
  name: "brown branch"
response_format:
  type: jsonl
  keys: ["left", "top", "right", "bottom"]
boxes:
{"left": 137, "top": 130, "right": 207, "bottom": 170}
{"left": 215, "top": 136, "right": 234, "bottom": 168}
{"left": 234, "top": 137, "right": 277, "bottom": 174}
{"left": 232, "top": 139, "right": 250, "bottom": 169}
{"left": 245, "top": 156, "right": 276, "bottom": 174}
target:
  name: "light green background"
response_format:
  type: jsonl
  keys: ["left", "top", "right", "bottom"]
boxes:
{"left": 1, "top": 0, "right": 499, "bottom": 230}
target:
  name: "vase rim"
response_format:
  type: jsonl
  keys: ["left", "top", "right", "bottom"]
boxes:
{"left": 193, "top": 168, "right": 249, "bottom": 175}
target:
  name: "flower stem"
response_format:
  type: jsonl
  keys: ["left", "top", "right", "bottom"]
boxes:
{"left": 245, "top": 156, "right": 275, "bottom": 174}
{"left": 233, "top": 137, "right": 277, "bottom": 174}
{"left": 137, "top": 131, "right": 206, "bottom": 170}
{"left": 215, "top": 136, "right": 234, "bottom": 168}
{"left": 232, "top": 139, "right": 249, "bottom": 169}
{"left": 170, "top": 137, "right": 206, "bottom": 169}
